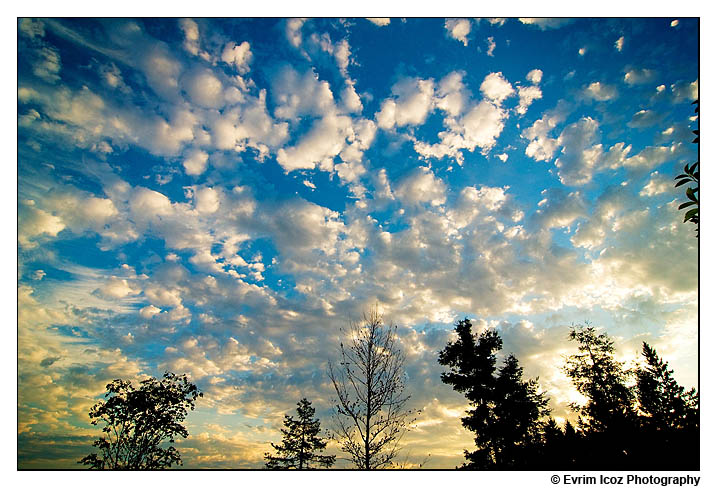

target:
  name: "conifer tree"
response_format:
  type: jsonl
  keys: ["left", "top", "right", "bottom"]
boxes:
{"left": 635, "top": 342, "right": 699, "bottom": 469}
{"left": 438, "top": 319, "right": 549, "bottom": 468}
{"left": 637, "top": 342, "right": 698, "bottom": 431}
{"left": 264, "top": 398, "right": 335, "bottom": 469}
{"left": 564, "top": 324, "right": 639, "bottom": 468}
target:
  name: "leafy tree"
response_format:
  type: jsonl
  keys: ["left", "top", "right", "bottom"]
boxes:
{"left": 675, "top": 99, "right": 699, "bottom": 237}
{"left": 438, "top": 319, "right": 549, "bottom": 468}
{"left": 264, "top": 398, "right": 336, "bottom": 469}
{"left": 564, "top": 325, "right": 639, "bottom": 468}
{"left": 327, "top": 307, "right": 416, "bottom": 469}
{"left": 79, "top": 372, "right": 202, "bottom": 469}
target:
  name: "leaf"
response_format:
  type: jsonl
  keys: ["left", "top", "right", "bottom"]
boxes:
{"left": 675, "top": 179, "right": 691, "bottom": 187}
{"left": 678, "top": 201, "right": 695, "bottom": 210}
{"left": 683, "top": 209, "right": 698, "bottom": 222}
{"left": 689, "top": 161, "right": 698, "bottom": 174}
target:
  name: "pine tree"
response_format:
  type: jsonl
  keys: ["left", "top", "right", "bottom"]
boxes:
{"left": 564, "top": 324, "right": 639, "bottom": 468}
{"left": 438, "top": 319, "right": 549, "bottom": 468}
{"left": 635, "top": 342, "right": 699, "bottom": 469}
{"left": 637, "top": 342, "right": 698, "bottom": 431}
{"left": 492, "top": 354, "right": 549, "bottom": 468}
{"left": 264, "top": 398, "right": 335, "bottom": 469}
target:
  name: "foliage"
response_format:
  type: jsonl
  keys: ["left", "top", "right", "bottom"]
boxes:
{"left": 564, "top": 324, "right": 636, "bottom": 433}
{"left": 637, "top": 342, "right": 698, "bottom": 430}
{"left": 563, "top": 326, "right": 699, "bottom": 470}
{"left": 635, "top": 342, "right": 699, "bottom": 469}
{"left": 327, "top": 307, "right": 416, "bottom": 469}
{"left": 438, "top": 318, "right": 549, "bottom": 468}
{"left": 79, "top": 372, "right": 202, "bottom": 469}
{"left": 675, "top": 99, "right": 699, "bottom": 236}
{"left": 264, "top": 398, "right": 335, "bottom": 469}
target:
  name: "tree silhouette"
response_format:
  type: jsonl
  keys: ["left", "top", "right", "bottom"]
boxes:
{"left": 635, "top": 342, "right": 699, "bottom": 469}
{"left": 675, "top": 99, "right": 699, "bottom": 237}
{"left": 438, "top": 318, "right": 549, "bottom": 469}
{"left": 327, "top": 307, "right": 416, "bottom": 469}
{"left": 79, "top": 371, "right": 202, "bottom": 469}
{"left": 564, "top": 325, "right": 639, "bottom": 468}
{"left": 264, "top": 398, "right": 335, "bottom": 469}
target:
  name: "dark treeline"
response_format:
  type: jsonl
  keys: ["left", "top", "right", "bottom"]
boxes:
{"left": 439, "top": 319, "right": 699, "bottom": 470}
{"left": 79, "top": 316, "right": 698, "bottom": 470}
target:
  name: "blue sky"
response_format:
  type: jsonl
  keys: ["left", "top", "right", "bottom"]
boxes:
{"left": 17, "top": 17, "right": 698, "bottom": 469}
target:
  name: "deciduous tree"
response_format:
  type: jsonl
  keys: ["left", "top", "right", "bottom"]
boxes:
{"left": 327, "top": 307, "right": 416, "bottom": 469}
{"left": 79, "top": 371, "right": 202, "bottom": 469}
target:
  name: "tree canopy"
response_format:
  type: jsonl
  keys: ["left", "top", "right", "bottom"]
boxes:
{"left": 79, "top": 371, "right": 202, "bottom": 469}
{"left": 438, "top": 318, "right": 549, "bottom": 468}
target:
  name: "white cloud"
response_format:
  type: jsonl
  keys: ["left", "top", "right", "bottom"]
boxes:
{"left": 179, "top": 18, "right": 201, "bottom": 56}
{"left": 640, "top": 171, "right": 673, "bottom": 197}
{"left": 18, "top": 201, "right": 66, "bottom": 248}
{"left": 435, "top": 71, "right": 469, "bottom": 117}
{"left": 627, "top": 109, "right": 662, "bottom": 128}
{"left": 33, "top": 46, "right": 62, "bottom": 83}
{"left": 480, "top": 72, "right": 515, "bottom": 103}
{"left": 526, "top": 69, "right": 543, "bottom": 84}
{"left": 555, "top": 117, "right": 603, "bottom": 186}
{"left": 521, "top": 102, "right": 570, "bottom": 162}
{"left": 516, "top": 85, "right": 542, "bottom": 115}
{"left": 518, "top": 18, "right": 574, "bottom": 30}
{"left": 624, "top": 68, "right": 656, "bottom": 85}
{"left": 578, "top": 47, "right": 586, "bottom": 56}
{"left": 376, "top": 77, "right": 435, "bottom": 129}
{"left": 395, "top": 167, "right": 446, "bottom": 207}
{"left": 276, "top": 113, "right": 352, "bottom": 172}
{"left": 19, "top": 18, "right": 45, "bottom": 38}
{"left": 195, "top": 187, "right": 221, "bottom": 214}
{"left": 182, "top": 68, "right": 225, "bottom": 108}
{"left": 94, "top": 277, "right": 140, "bottom": 299}
{"left": 671, "top": 20, "right": 679, "bottom": 27}
{"left": 615, "top": 36, "right": 625, "bottom": 52}
{"left": 273, "top": 66, "right": 336, "bottom": 121}
{"left": 532, "top": 188, "right": 586, "bottom": 229}
{"left": 583, "top": 81, "right": 618, "bottom": 101}
{"left": 139, "top": 305, "right": 162, "bottom": 318}
{"left": 285, "top": 18, "right": 305, "bottom": 49}
{"left": 497, "top": 153, "right": 508, "bottom": 163}
{"left": 183, "top": 149, "right": 209, "bottom": 176}
{"left": 671, "top": 80, "right": 698, "bottom": 103}
{"left": 367, "top": 18, "right": 390, "bottom": 27}
{"left": 221, "top": 41, "right": 252, "bottom": 74}
{"left": 445, "top": 19, "right": 472, "bottom": 46}
{"left": 486, "top": 37, "right": 496, "bottom": 57}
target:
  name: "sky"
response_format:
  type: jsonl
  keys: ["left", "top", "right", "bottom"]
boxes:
{"left": 17, "top": 16, "right": 699, "bottom": 469}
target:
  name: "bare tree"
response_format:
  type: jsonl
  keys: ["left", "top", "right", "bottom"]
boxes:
{"left": 327, "top": 307, "right": 416, "bottom": 469}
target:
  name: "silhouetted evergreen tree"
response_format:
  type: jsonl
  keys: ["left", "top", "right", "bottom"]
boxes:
{"left": 438, "top": 319, "right": 549, "bottom": 469}
{"left": 564, "top": 325, "right": 640, "bottom": 469}
{"left": 264, "top": 398, "right": 335, "bottom": 469}
{"left": 635, "top": 342, "right": 699, "bottom": 469}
